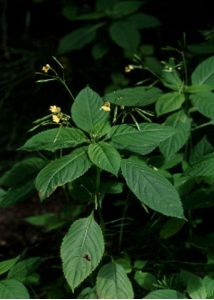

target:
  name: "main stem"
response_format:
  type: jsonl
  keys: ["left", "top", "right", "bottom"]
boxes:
{"left": 95, "top": 167, "right": 105, "bottom": 235}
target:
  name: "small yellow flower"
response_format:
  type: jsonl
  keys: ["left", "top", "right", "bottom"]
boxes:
{"left": 49, "top": 105, "right": 61, "bottom": 113}
{"left": 42, "top": 64, "right": 51, "bottom": 73}
{"left": 52, "top": 115, "right": 61, "bottom": 123}
{"left": 101, "top": 102, "right": 111, "bottom": 112}
{"left": 125, "top": 64, "right": 134, "bottom": 73}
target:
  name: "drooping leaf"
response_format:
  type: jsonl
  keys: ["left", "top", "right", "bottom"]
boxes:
{"left": 109, "top": 21, "right": 140, "bottom": 53}
{"left": 191, "top": 56, "right": 214, "bottom": 86}
{"left": 7, "top": 257, "right": 41, "bottom": 284}
{"left": 109, "top": 123, "right": 176, "bottom": 155}
{"left": 186, "top": 153, "right": 214, "bottom": 178}
{"left": 71, "top": 86, "right": 109, "bottom": 133}
{"left": 155, "top": 92, "right": 185, "bottom": 116}
{"left": 134, "top": 271, "right": 156, "bottom": 290}
{"left": 19, "top": 128, "right": 87, "bottom": 152}
{"left": 104, "top": 86, "right": 162, "bottom": 107}
{"left": 96, "top": 262, "right": 134, "bottom": 299}
{"left": 35, "top": 146, "right": 92, "bottom": 200}
{"left": 191, "top": 92, "right": 214, "bottom": 119}
{"left": 111, "top": 1, "right": 143, "bottom": 18}
{"left": 0, "top": 157, "right": 46, "bottom": 188}
{"left": 0, "top": 256, "right": 20, "bottom": 275}
{"left": 57, "top": 24, "right": 103, "bottom": 54}
{"left": 121, "top": 158, "right": 184, "bottom": 218}
{"left": 190, "top": 136, "right": 213, "bottom": 164}
{"left": 159, "top": 111, "right": 192, "bottom": 158}
{"left": 88, "top": 142, "right": 121, "bottom": 175}
{"left": 61, "top": 214, "right": 104, "bottom": 292}
{"left": 127, "top": 13, "right": 161, "bottom": 29}
{"left": 0, "top": 279, "right": 29, "bottom": 299}
{"left": 144, "top": 289, "right": 185, "bottom": 299}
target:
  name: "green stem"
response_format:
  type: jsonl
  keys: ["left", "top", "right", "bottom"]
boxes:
{"left": 58, "top": 78, "right": 75, "bottom": 101}
{"left": 118, "top": 192, "right": 130, "bottom": 251}
{"left": 95, "top": 167, "right": 105, "bottom": 235}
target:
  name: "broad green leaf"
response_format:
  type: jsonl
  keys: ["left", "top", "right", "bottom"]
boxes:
{"left": 90, "top": 120, "right": 111, "bottom": 140}
{"left": 183, "top": 188, "right": 214, "bottom": 209}
{"left": 25, "top": 213, "right": 66, "bottom": 231}
{"left": 185, "top": 84, "right": 214, "bottom": 93}
{"left": 100, "top": 180, "right": 123, "bottom": 194}
{"left": 186, "top": 153, "right": 214, "bottom": 177}
{"left": 127, "top": 13, "right": 161, "bottom": 29}
{"left": 8, "top": 257, "right": 40, "bottom": 284}
{"left": 191, "top": 56, "right": 214, "bottom": 86}
{"left": 0, "top": 279, "right": 29, "bottom": 299}
{"left": 134, "top": 260, "right": 147, "bottom": 270}
{"left": 104, "top": 86, "right": 162, "bottom": 107}
{"left": 71, "top": 86, "right": 109, "bottom": 133}
{"left": 191, "top": 92, "right": 214, "bottom": 119}
{"left": 96, "top": 0, "right": 118, "bottom": 11}
{"left": 187, "top": 274, "right": 207, "bottom": 299}
{"left": 114, "top": 258, "right": 132, "bottom": 274}
{"left": 57, "top": 24, "right": 103, "bottom": 54}
{"left": 203, "top": 276, "right": 214, "bottom": 298}
{"left": 92, "top": 43, "right": 109, "bottom": 60}
{"left": 96, "top": 262, "right": 134, "bottom": 299}
{"left": 78, "top": 287, "right": 97, "bottom": 299}
{"left": 109, "top": 123, "right": 176, "bottom": 155}
{"left": 161, "top": 68, "right": 183, "bottom": 91}
{"left": 188, "top": 42, "right": 214, "bottom": 55}
{"left": 159, "top": 218, "right": 185, "bottom": 239}
{"left": 0, "top": 180, "right": 35, "bottom": 208}
{"left": 109, "top": 21, "right": 140, "bottom": 53}
{"left": 144, "top": 289, "right": 185, "bottom": 299}
{"left": 121, "top": 158, "right": 184, "bottom": 218}
{"left": 19, "top": 128, "right": 87, "bottom": 152}
{"left": 35, "top": 146, "right": 92, "bottom": 200}
{"left": 0, "top": 256, "right": 20, "bottom": 275}
{"left": 88, "top": 142, "right": 121, "bottom": 175}
{"left": 155, "top": 92, "right": 185, "bottom": 116}
{"left": 75, "top": 12, "right": 105, "bottom": 21}
{"left": 134, "top": 271, "right": 156, "bottom": 290}
{"left": 159, "top": 111, "right": 191, "bottom": 158}
{"left": 190, "top": 136, "right": 213, "bottom": 164}
{"left": 0, "top": 157, "right": 46, "bottom": 188}
{"left": 61, "top": 214, "right": 104, "bottom": 291}
{"left": 111, "top": 1, "right": 143, "bottom": 18}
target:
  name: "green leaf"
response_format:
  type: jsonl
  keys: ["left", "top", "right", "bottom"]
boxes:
{"left": 0, "top": 180, "right": 36, "bottom": 208}
{"left": 155, "top": 92, "right": 185, "bottom": 116}
{"left": 0, "top": 256, "right": 20, "bottom": 275}
{"left": 127, "top": 13, "right": 161, "bottom": 29}
{"left": 111, "top": 1, "right": 143, "bottom": 18}
{"left": 35, "top": 146, "right": 92, "bottom": 200}
{"left": 191, "top": 92, "right": 214, "bottom": 119}
{"left": 159, "top": 218, "right": 185, "bottom": 239}
{"left": 25, "top": 213, "right": 65, "bottom": 231}
{"left": 92, "top": 43, "right": 109, "bottom": 60}
{"left": 186, "top": 153, "right": 214, "bottom": 177}
{"left": 61, "top": 214, "right": 104, "bottom": 292}
{"left": 203, "top": 276, "right": 214, "bottom": 298}
{"left": 134, "top": 260, "right": 147, "bottom": 270}
{"left": 88, "top": 142, "right": 121, "bottom": 175}
{"left": 109, "top": 123, "right": 176, "bottom": 155}
{"left": 121, "top": 158, "right": 184, "bottom": 218}
{"left": 190, "top": 136, "right": 213, "bottom": 164}
{"left": 114, "top": 258, "right": 132, "bottom": 274}
{"left": 109, "top": 21, "right": 140, "bottom": 53}
{"left": 161, "top": 62, "right": 183, "bottom": 90}
{"left": 71, "top": 86, "right": 109, "bottom": 133}
{"left": 100, "top": 180, "right": 123, "bottom": 194}
{"left": 57, "top": 24, "right": 103, "bottom": 54}
{"left": 185, "top": 84, "right": 214, "bottom": 93}
{"left": 191, "top": 56, "right": 214, "bottom": 86}
{"left": 187, "top": 274, "right": 207, "bottom": 299}
{"left": 159, "top": 111, "right": 191, "bottom": 158}
{"left": 96, "top": 262, "right": 134, "bottom": 299}
{"left": 134, "top": 271, "right": 156, "bottom": 290}
{"left": 144, "top": 289, "right": 185, "bottom": 299}
{"left": 78, "top": 286, "right": 98, "bottom": 299}
{"left": 104, "top": 86, "right": 162, "bottom": 107}
{"left": 0, "top": 157, "right": 46, "bottom": 188}
{"left": 7, "top": 257, "right": 40, "bottom": 284}
{"left": 183, "top": 188, "right": 214, "bottom": 209}
{"left": 19, "top": 128, "right": 87, "bottom": 152}
{"left": 0, "top": 279, "right": 29, "bottom": 299}
{"left": 96, "top": 0, "right": 118, "bottom": 11}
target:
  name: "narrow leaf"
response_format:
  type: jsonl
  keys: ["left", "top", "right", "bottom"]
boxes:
{"left": 104, "top": 86, "right": 162, "bottom": 107}
{"left": 35, "top": 147, "right": 92, "bottom": 200}
{"left": 19, "top": 128, "right": 87, "bottom": 152}
{"left": 96, "top": 262, "right": 134, "bottom": 299}
{"left": 159, "top": 111, "right": 191, "bottom": 158}
{"left": 71, "top": 86, "right": 109, "bottom": 133}
{"left": 155, "top": 92, "right": 185, "bottom": 116}
{"left": 0, "top": 279, "right": 29, "bottom": 299}
{"left": 121, "top": 158, "right": 184, "bottom": 218}
{"left": 0, "top": 257, "right": 20, "bottom": 275}
{"left": 88, "top": 142, "right": 121, "bottom": 175}
{"left": 61, "top": 214, "right": 104, "bottom": 291}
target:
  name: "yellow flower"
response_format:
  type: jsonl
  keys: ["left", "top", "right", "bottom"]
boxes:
{"left": 101, "top": 102, "right": 111, "bottom": 112}
{"left": 125, "top": 64, "right": 134, "bottom": 73}
{"left": 52, "top": 115, "right": 61, "bottom": 123}
{"left": 42, "top": 64, "right": 51, "bottom": 73}
{"left": 49, "top": 105, "right": 61, "bottom": 113}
